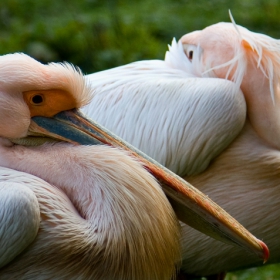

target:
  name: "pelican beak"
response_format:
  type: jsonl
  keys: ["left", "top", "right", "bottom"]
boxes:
{"left": 29, "top": 109, "right": 269, "bottom": 263}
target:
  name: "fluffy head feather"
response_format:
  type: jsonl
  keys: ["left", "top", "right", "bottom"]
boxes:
{"left": 0, "top": 53, "right": 92, "bottom": 108}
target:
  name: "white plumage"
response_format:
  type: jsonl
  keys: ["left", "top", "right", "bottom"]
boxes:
{"left": 84, "top": 41, "right": 246, "bottom": 176}
{"left": 83, "top": 21, "right": 280, "bottom": 276}
{"left": 0, "top": 52, "right": 267, "bottom": 279}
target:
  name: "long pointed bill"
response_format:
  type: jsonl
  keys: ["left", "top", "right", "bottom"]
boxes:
{"left": 29, "top": 109, "right": 268, "bottom": 262}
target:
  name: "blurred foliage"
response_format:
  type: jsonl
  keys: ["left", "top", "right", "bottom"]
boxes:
{"left": 1, "top": 0, "right": 280, "bottom": 278}
{"left": 226, "top": 264, "right": 280, "bottom": 280}
{"left": 1, "top": 0, "right": 280, "bottom": 74}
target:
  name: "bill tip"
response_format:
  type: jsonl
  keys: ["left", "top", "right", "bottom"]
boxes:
{"left": 259, "top": 240, "right": 269, "bottom": 264}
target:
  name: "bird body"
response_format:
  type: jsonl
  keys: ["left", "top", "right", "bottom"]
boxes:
{"left": 0, "top": 53, "right": 181, "bottom": 279}
{"left": 0, "top": 52, "right": 266, "bottom": 279}
{"left": 180, "top": 122, "right": 280, "bottom": 275}
{"left": 179, "top": 21, "right": 280, "bottom": 274}
{"left": 0, "top": 144, "right": 180, "bottom": 279}
{"left": 84, "top": 21, "right": 280, "bottom": 276}
{"left": 84, "top": 57, "right": 246, "bottom": 177}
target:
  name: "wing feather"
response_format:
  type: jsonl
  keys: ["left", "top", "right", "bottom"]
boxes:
{"left": 84, "top": 65, "right": 246, "bottom": 176}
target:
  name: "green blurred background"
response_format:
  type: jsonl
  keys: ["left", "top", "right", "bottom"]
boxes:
{"left": 1, "top": 0, "right": 280, "bottom": 74}
{"left": 1, "top": 0, "right": 280, "bottom": 279}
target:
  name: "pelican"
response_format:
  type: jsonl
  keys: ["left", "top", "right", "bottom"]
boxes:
{"left": 83, "top": 19, "right": 280, "bottom": 277}
{"left": 0, "top": 53, "right": 267, "bottom": 279}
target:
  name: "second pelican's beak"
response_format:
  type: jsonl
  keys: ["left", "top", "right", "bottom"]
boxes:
{"left": 28, "top": 109, "right": 269, "bottom": 263}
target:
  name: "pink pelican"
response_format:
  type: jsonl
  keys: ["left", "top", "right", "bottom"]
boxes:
{"left": 83, "top": 18, "right": 280, "bottom": 278}
{"left": 0, "top": 53, "right": 267, "bottom": 279}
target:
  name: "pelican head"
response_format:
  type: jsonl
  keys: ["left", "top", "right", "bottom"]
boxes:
{"left": 180, "top": 20, "right": 280, "bottom": 149}
{"left": 0, "top": 53, "right": 90, "bottom": 139}
{"left": 0, "top": 53, "right": 269, "bottom": 278}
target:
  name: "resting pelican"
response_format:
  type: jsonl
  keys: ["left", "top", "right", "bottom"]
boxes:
{"left": 83, "top": 20, "right": 280, "bottom": 277}
{"left": 0, "top": 53, "right": 267, "bottom": 279}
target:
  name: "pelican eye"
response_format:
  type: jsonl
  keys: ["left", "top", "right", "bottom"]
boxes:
{"left": 31, "top": 94, "right": 44, "bottom": 105}
{"left": 183, "top": 44, "right": 196, "bottom": 62}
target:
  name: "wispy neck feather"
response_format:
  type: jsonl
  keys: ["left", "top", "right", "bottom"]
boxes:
{"left": 209, "top": 22, "right": 280, "bottom": 104}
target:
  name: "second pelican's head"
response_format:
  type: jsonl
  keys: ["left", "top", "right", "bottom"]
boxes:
{"left": 180, "top": 19, "right": 280, "bottom": 150}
